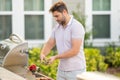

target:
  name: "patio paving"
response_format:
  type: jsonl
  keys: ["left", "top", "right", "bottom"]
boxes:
{"left": 77, "top": 71, "right": 120, "bottom": 80}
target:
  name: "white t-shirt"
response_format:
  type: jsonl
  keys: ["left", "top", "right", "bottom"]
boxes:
{"left": 51, "top": 16, "right": 86, "bottom": 71}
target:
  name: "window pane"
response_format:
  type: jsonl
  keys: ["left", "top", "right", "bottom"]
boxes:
{"left": 93, "top": 15, "right": 110, "bottom": 39}
{"left": 93, "top": 0, "right": 111, "bottom": 11}
{"left": 93, "top": 0, "right": 101, "bottom": 11}
{"left": 103, "top": 0, "right": 111, "bottom": 10}
{"left": 0, "top": 16, "right": 12, "bottom": 40}
{"left": 0, "top": 0, "right": 12, "bottom": 11}
{"left": 24, "top": 0, "right": 44, "bottom": 11}
{"left": 25, "top": 15, "right": 44, "bottom": 39}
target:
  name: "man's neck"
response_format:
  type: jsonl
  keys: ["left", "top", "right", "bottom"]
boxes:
{"left": 63, "top": 15, "right": 71, "bottom": 27}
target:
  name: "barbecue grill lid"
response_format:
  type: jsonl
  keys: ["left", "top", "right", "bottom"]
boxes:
{"left": 2, "top": 42, "right": 28, "bottom": 67}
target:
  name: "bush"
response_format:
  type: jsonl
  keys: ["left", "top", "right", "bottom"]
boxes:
{"left": 105, "top": 47, "right": 120, "bottom": 68}
{"left": 72, "top": 3, "right": 92, "bottom": 48}
{"left": 28, "top": 48, "right": 58, "bottom": 79}
{"left": 29, "top": 48, "right": 108, "bottom": 79}
{"left": 85, "top": 48, "right": 108, "bottom": 72}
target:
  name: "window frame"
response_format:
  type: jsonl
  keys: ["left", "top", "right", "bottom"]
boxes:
{"left": 85, "top": 0, "right": 119, "bottom": 46}
{"left": 12, "top": 0, "right": 52, "bottom": 45}
{"left": 0, "top": 0, "right": 12, "bottom": 40}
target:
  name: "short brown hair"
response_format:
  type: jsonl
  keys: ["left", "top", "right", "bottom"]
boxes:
{"left": 49, "top": 1, "right": 68, "bottom": 13}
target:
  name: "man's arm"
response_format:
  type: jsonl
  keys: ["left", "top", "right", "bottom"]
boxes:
{"left": 55, "top": 38, "right": 82, "bottom": 59}
{"left": 40, "top": 38, "right": 56, "bottom": 62}
{"left": 48, "top": 38, "right": 82, "bottom": 64}
{"left": 41, "top": 38, "right": 56, "bottom": 56}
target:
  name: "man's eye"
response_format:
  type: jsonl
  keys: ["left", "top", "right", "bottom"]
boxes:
{"left": 55, "top": 16, "right": 58, "bottom": 17}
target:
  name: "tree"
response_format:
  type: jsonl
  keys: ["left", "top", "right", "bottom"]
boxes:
{"left": 72, "top": 3, "right": 92, "bottom": 47}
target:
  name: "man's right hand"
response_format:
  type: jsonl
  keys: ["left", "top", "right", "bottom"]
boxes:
{"left": 40, "top": 54, "right": 46, "bottom": 63}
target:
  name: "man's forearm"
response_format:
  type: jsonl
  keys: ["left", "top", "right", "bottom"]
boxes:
{"left": 55, "top": 48, "right": 79, "bottom": 59}
{"left": 41, "top": 41, "right": 55, "bottom": 56}
{"left": 41, "top": 44, "right": 52, "bottom": 56}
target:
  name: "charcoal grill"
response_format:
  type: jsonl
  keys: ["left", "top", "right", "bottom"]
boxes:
{"left": 0, "top": 34, "right": 53, "bottom": 80}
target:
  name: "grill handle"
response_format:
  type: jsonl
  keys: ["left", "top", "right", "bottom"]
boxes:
{"left": 9, "top": 34, "right": 24, "bottom": 44}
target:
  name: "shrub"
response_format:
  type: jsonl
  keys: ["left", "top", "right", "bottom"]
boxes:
{"left": 72, "top": 3, "right": 92, "bottom": 48}
{"left": 29, "top": 48, "right": 108, "bottom": 79}
{"left": 105, "top": 47, "right": 120, "bottom": 68}
{"left": 28, "top": 48, "right": 58, "bottom": 79}
{"left": 85, "top": 48, "right": 108, "bottom": 72}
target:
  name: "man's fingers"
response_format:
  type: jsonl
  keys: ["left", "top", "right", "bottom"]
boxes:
{"left": 40, "top": 58, "right": 44, "bottom": 63}
{"left": 40, "top": 54, "right": 45, "bottom": 63}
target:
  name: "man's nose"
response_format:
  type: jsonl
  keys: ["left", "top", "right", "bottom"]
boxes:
{"left": 55, "top": 18, "right": 58, "bottom": 21}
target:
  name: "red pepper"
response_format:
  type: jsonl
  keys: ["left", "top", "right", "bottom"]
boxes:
{"left": 29, "top": 64, "right": 36, "bottom": 72}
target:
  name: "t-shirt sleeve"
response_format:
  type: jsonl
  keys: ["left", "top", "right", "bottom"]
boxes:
{"left": 50, "top": 25, "right": 59, "bottom": 39}
{"left": 50, "top": 28, "right": 56, "bottom": 39}
{"left": 71, "top": 23, "right": 85, "bottom": 39}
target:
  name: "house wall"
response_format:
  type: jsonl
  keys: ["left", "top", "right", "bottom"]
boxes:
{"left": 1, "top": 0, "right": 119, "bottom": 47}
{"left": 111, "top": 0, "right": 120, "bottom": 42}
{"left": 117, "top": 0, "right": 120, "bottom": 41}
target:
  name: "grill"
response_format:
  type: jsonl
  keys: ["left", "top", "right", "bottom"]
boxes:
{"left": 0, "top": 34, "right": 53, "bottom": 80}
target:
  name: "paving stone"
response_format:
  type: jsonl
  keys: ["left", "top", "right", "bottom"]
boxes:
{"left": 77, "top": 72, "right": 120, "bottom": 80}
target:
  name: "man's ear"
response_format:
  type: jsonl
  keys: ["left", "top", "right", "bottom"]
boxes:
{"left": 63, "top": 9, "right": 67, "bottom": 14}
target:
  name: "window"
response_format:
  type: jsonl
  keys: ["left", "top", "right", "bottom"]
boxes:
{"left": 24, "top": 0, "right": 45, "bottom": 40}
{"left": 25, "top": 15, "right": 44, "bottom": 39}
{"left": 24, "top": 0, "right": 44, "bottom": 11}
{"left": 93, "top": 15, "right": 110, "bottom": 39}
{"left": 93, "top": 0, "right": 111, "bottom": 11}
{"left": 0, "top": 0, "right": 52, "bottom": 45}
{"left": 92, "top": 0, "right": 111, "bottom": 39}
{"left": 0, "top": 0, "right": 12, "bottom": 40}
{"left": 0, "top": 0, "right": 12, "bottom": 11}
{"left": 85, "top": 0, "right": 119, "bottom": 46}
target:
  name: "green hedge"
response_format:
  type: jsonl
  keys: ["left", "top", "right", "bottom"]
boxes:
{"left": 28, "top": 48, "right": 58, "bottom": 79}
{"left": 29, "top": 48, "right": 108, "bottom": 79}
{"left": 105, "top": 47, "right": 120, "bottom": 68}
{"left": 85, "top": 48, "right": 108, "bottom": 71}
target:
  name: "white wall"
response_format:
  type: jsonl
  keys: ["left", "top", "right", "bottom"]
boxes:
{"left": 12, "top": 0, "right": 24, "bottom": 37}
{"left": 111, "top": 0, "right": 120, "bottom": 41}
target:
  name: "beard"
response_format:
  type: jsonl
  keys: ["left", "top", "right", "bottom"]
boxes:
{"left": 57, "top": 14, "right": 66, "bottom": 25}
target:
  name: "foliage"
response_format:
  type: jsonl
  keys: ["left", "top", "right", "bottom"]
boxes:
{"left": 29, "top": 47, "right": 109, "bottom": 80}
{"left": 85, "top": 48, "right": 108, "bottom": 72}
{"left": 28, "top": 48, "right": 58, "bottom": 79}
{"left": 105, "top": 46, "right": 120, "bottom": 68}
{"left": 72, "top": 3, "right": 91, "bottom": 47}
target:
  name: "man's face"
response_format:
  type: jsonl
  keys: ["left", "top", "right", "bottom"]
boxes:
{"left": 52, "top": 11, "right": 66, "bottom": 25}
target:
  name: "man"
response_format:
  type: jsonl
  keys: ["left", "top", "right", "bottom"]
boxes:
{"left": 40, "top": 1, "right": 86, "bottom": 80}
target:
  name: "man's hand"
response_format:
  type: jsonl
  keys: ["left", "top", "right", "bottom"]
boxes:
{"left": 40, "top": 54, "right": 46, "bottom": 63}
{"left": 40, "top": 38, "right": 56, "bottom": 64}
{"left": 48, "top": 56, "right": 57, "bottom": 64}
